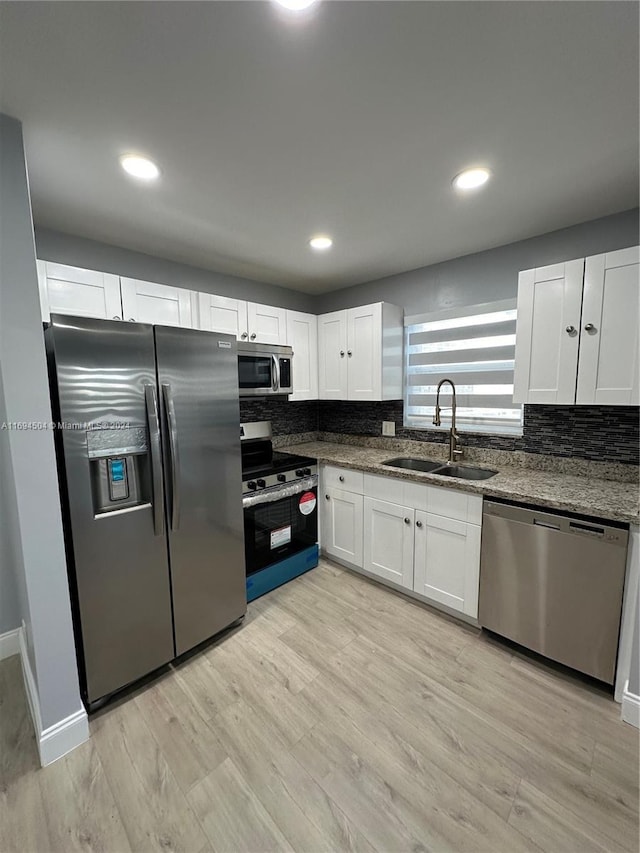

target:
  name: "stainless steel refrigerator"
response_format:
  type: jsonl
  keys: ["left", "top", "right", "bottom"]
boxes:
{"left": 46, "top": 315, "right": 246, "bottom": 708}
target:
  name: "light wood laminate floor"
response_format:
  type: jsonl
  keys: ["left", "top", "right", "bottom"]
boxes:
{"left": 1, "top": 559, "right": 638, "bottom": 853}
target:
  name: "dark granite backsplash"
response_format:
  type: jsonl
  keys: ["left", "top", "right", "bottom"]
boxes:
{"left": 317, "top": 401, "right": 640, "bottom": 466}
{"left": 239, "top": 398, "right": 318, "bottom": 436}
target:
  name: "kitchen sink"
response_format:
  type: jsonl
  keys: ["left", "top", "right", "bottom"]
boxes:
{"left": 382, "top": 457, "right": 445, "bottom": 473}
{"left": 432, "top": 464, "right": 498, "bottom": 480}
{"left": 382, "top": 457, "right": 498, "bottom": 480}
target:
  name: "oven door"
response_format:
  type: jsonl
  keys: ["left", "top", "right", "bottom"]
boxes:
{"left": 243, "top": 478, "right": 318, "bottom": 574}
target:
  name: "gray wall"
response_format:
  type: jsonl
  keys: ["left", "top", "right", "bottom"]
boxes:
{"left": 0, "top": 367, "right": 22, "bottom": 636}
{"left": 317, "top": 208, "right": 640, "bottom": 315}
{"left": 35, "top": 227, "right": 317, "bottom": 314}
{"left": 0, "top": 114, "right": 83, "bottom": 729}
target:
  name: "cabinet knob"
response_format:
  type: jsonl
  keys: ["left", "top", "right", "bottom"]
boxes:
{"left": 339, "top": 475, "right": 345, "bottom": 482}
{"left": 404, "top": 517, "right": 410, "bottom": 524}
{"left": 250, "top": 332, "right": 257, "bottom": 340}
{"left": 416, "top": 520, "right": 423, "bottom": 528}
{"left": 347, "top": 350, "right": 353, "bottom": 356}
{"left": 340, "top": 350, "right": 345, "bottom": 357}
{"left": 565, "top": 325, "right": 576, "bottom": 335}
{"left": 112, "top": 315, "right": 121, "bottom": 321}
{"left": 241, "top": 332, "right": 248, "bottom": 339}
{"left": 584, "top": 323, "right": 596, "bottom": 332}
{"left": 325, "top": 494, "right": 330, "bottom": 500}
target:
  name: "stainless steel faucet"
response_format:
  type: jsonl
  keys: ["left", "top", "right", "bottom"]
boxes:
{"left": 433, "top": 379, "right": 464, "bottom": 463}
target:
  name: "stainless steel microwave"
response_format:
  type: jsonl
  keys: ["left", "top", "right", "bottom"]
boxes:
{"left": 238, "top": 343, "right": 293, "bottom": 396}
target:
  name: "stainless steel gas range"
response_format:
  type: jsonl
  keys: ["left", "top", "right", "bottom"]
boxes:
{"left": 241, "top": 421, "right": 319, "bottom": 601}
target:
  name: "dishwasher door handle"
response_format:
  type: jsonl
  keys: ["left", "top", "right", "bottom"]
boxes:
{"left": 533, "top": 518, "right": 561, "bottom": 530}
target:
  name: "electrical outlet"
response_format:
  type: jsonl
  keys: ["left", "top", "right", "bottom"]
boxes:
{"left": 382, "top": 420, "right": 396, "bottom": 436}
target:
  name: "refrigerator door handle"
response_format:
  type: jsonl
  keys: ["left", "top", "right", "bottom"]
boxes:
{"left": 144, "top": 383, "right": 165, "bottom": 537}
{"left": 162, "top": 383, "right": 181, "bottom": 531}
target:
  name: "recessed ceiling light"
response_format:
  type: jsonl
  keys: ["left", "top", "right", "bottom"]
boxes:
{"left": 452, "top": 167, "right": 491, "bottom": 191}
{"left": 120, "top": 154, "right": 160, "bottom": 181}
{"left": 309, "top": 235, "right": 333, "bottom": 251}
{"left": 273, "top": 0, "right": 318, "bottom": 10}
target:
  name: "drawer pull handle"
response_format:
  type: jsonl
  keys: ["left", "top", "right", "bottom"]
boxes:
{"left": 339, "top": 475, "right": 345, "bottom": 482}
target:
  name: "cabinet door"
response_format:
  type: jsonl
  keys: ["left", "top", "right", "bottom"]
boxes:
{"left": 513, "top": 259, "right": 584, "bottom": 404}
{"left": 414, "top": 511, "right": 481, "bottom": 617}
{"left": 120, "top": 278, "right": 194, "bottom": 327}
{"left": 38, "top": 261, "right": 122, "bottom": 322}
{"left": 322, "top": 488, "right": 363, "bottom": 567}
{"left": 347, "top": 303, "right": 382, "bottom": 400}
{"left": 577, "top": 246, "right": 640, "bottom": 405}
{"left": 318, "top": 311, "right": 348, "bottom": 399}
{"left": 363, "top": 498, "right": 414, "bottom": 589}
{"left": 197, "top": 294, "right": 248, "bottom": 339}
{"left": 247, "top": 302, "right": 287, "bottom": 345}
{"left": 286, "top": 310, "right": 318, "bottom": 401}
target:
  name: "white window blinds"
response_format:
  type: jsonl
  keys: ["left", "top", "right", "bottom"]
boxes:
{"left": 404, "top": 300, "right": 523, "bottom": 435}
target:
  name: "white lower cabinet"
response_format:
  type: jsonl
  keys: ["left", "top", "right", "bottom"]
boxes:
{"left": 363, "top": 498, "right": 414, "bottom": 589}
{"left": 320, "top": 465, "right": 483, "bottom": 620}
{"left": 413, "top": 511, "right": 482, "bottom": 617}
{"left": 322, "top": 487, "right": 363, "bottom": 568}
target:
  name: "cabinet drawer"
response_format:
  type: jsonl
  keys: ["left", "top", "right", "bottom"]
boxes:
{"left": 323, "top": 465, "right": 364, "bottom": 493}
{"left": 426, "top": 486, "right": 482, "bottom": 525}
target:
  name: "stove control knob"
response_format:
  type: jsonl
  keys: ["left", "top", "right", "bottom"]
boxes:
{"left": 295, "top": 469, "right": 305, "bottom": 477}
{"left": 302, "top": 467, "right": 311, "bottom": 476}
{"left": 277, "top": 473, "right": 286, "bottom": 482}
{"left": 247, "top": 481, "right": 257, "bottom": 491}
{"left": 256, "top": 479, "right": 266, "bottom": 488}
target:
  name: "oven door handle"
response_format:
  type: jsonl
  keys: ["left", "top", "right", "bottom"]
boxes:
{"left": 243, "top": 475, "right": 317, "bottom": 508}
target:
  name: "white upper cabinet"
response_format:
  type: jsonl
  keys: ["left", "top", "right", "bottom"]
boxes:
{"left": 286, "top": 310, "right": 318, "bottom": 401}
{"left": 513, "top": 260, "right": 584, "bottom": 404}
{"left": 197, "top": 294, "right": 248, "bottom": 339}
{"left": 196, "top": 295, "right": 286, "bottom": 345}
{"left": 576, "top": 247, "right": 640, "bottom": 405}
{"left": 318, "top": 302, "right": 403, "bottom": 401}
{"left": 37, "top": 261, "right": 122, "bottom": 322}
{"left": 514, "top": 247, "right": 639, "bottom": 406}
{"left": 247, "top": 302, "right": 287, "bottom": 345}
{"left": 120, "top": 278, "right": 194, "bottom": 327}
{"left": 317, "top": 310, "right": 349, "bottom": 399}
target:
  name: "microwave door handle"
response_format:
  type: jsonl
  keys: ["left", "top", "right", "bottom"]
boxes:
{"left": 162, "top": 383, "right": 181, "bottom": 531}
{"left": 144, "top": 383, "right": 165, "bottom": 537}
{"left": 272, "top": 354, "right": 279, "bottom": 392}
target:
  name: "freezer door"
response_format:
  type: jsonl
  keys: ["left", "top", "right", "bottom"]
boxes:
{"left": 47, "top": 316, "right": 175, "bottom": 705}
{"left": 154, "top": 326, "right": 246, "bottom": 655}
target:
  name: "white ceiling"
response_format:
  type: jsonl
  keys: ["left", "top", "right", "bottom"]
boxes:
{"left": 0, "top": 1, "right": 638, "bottom": 294}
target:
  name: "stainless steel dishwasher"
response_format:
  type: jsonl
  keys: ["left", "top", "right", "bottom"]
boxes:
{"left": 478, "top": 500, "right": 628, "bottom": 684}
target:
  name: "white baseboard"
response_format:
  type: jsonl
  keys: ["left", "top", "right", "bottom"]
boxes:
{"left": 0, "top": 627, "right": 21, "bottom": 661}
{"left": 18, "top": 624, "right": 89, "bottom": 765}
{"left": 621, "top": 680, "right": 640, "bottom": 729}
{"left": 39, "top": 708, "right": 90, "bottom": 766}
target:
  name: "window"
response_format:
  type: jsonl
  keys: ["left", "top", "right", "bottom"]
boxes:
{"left": 404, "top": 300, "right": 523, "bottom": 435}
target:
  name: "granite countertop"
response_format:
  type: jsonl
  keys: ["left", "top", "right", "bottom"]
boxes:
{"left": 279, "top": 440, "right": 640, "bottom": 524}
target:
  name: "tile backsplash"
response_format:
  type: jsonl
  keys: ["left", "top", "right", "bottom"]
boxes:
{"left": 240, "top": 398, "right": 639, "bottom": 466}
{"left": 317, "top": 401, "right": 639, "bottom": 466}
{"left": 239, "top": 398, "right": 318, "bottom": 436}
